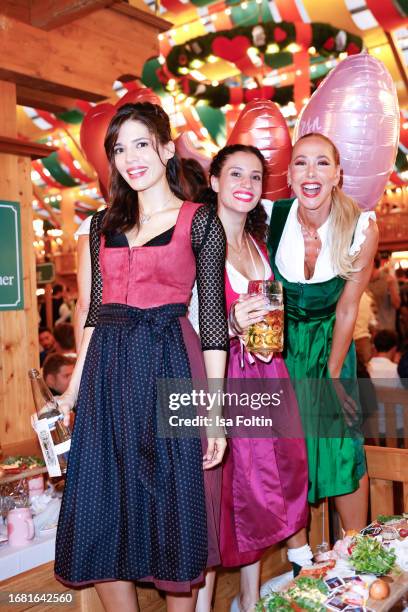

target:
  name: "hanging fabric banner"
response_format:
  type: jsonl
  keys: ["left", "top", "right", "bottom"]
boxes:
{"left": 365, "top": 0, "right": 408, "bottom": 30}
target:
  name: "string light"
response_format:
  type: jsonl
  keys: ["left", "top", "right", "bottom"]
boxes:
{"left": 212, "top": 80, "right": 219, "bottom": 86}
{"left": 308, "top": 46, "right": 316, "bottom": 54}
{"left": 179, "top": 67, "right": 189, "bottom": 74}
{"left": 190, "top": 70, "right": 206, "bottom": 81}
{"left": 207, "top": 55, "right": 217, "bottom": 63}
{"left": 286, "top": 43, "right": 301, "bottom": 53}
{"left": 191, "top": 59, "right": 205, "bottom": 69}
{"left": 225, "top": 7, "right": 231, "bottom": 14}
{"left": 266, "top": 43, "right": 280, "bottom": 54}
{"left": 241, "top": 1, "right": 248, "bottom": 8}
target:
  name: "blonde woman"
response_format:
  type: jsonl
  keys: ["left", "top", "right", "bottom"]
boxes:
{"left": 266, "top": 133, "right": 378, "bottom": 532}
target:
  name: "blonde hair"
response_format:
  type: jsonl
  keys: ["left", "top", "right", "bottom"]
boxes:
{"left": 294, "top": 133, "right": 361, "bottom": 279}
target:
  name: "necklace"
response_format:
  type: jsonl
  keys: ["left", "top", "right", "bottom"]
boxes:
{"left": 297, "top": 210, "right": 322, "bottom": 257}
{"left": 139, "top": 194, "right": 176, "bottom": 225}
{"left": 228, "top": 233, "right": 259, "bottom": 278}
{"left": 227, "top": 237, "right": 246, "bottom": 260}
{"left": 297, "top": 210, "right": 319, "bottom": 241}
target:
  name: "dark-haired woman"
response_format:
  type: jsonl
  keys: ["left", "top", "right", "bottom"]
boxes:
{"left": 196, "top": 145, "right": 308, "bottom": 612}
{"left": 54, "top": 103, "right": 228, "bottom": 612}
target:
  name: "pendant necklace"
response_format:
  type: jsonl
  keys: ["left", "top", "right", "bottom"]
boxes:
{"left": 297, "top": 210, "right": 321, "bottom": 255}
{"left": 228, "top": 233, "right": 259, "bottom": 277}
{"left": 139, "top": 194, "right": 175, "bottom": 225}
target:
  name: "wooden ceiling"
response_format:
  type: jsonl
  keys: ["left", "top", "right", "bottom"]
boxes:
{"left": 0, "top": 0, "right": 171, "bottom": 108}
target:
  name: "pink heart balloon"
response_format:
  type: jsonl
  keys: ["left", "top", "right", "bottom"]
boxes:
{"left": 227, "top": 99, "right": 292, "bottom": 200}
{"left": 80, "top": 87, "right": 162, "bottom": 197}
{"left": 293, "top": 53, "right": 400, "bottom": 210}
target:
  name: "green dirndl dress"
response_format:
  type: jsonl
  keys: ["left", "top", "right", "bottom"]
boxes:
{"left": 267, "top": 199, "right": 366, "bottom": 503}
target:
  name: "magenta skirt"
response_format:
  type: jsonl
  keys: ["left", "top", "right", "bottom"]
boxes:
{"left": 220, "top": 340, "right": 309, "bottom": 567}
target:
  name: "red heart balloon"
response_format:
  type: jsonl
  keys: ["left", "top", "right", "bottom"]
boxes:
{"left": 80, "top": 87, "right": 162, "bottom": 197}
{"left": 274, "top": 27, "right": 287, "bottom": 43}
{"left": 227, "top": 99, "right": 292, "bottom": 201}
{"left": 174, "top": 133, "right": 211, "bottom": 174}
{"left": 212, "top": 35, "right": 250, "bottom": 63}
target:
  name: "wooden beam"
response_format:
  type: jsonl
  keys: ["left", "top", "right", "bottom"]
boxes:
{"left": 16, "top": 85, "right": 78, "bottom": 113}
{"left": 1, "top": 0, "right": 30, "bottom": 23}
{"left": 112, "top": 1, "right": 173, "bottom": 31}
{"left": 0, "top": 136, "right": 58, "bottom": 160}
{"left": 30, "top": 0, "right": 116, "bottom": 30}
{"left": 0, "top": 8, "right": 165, "bottom": 101}
{"left": 385, "top": 31, "right": 408, "bottom": 93}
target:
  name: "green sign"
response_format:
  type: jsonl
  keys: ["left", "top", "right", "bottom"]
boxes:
{"left": 0, "top": 201, "right": 24, "bottom": 311}
{"left": 36, "top": 262, "right": 55, "bottom": 285}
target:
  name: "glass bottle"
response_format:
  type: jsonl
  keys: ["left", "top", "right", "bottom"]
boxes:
{"left": 28, "top": 368, "right": 71, "bottom": 476}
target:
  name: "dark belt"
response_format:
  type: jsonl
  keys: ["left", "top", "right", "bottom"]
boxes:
{"left": 97, "top": 302, "right": 187, "bottom": 338}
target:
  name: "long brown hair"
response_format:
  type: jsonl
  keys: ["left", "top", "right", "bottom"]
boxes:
{"left": 102, "top": 102, "right": 185, "bottom": 235}
{"left": 293, "top": 133, "right": 361, "bottom": 279}
{"left": 198, "top": 144, "right": 267, "bottom": 243}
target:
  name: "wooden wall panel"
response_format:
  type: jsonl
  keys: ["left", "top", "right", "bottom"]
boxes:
{"left": 0, "top": 81, "right": 38, "bottom": 451}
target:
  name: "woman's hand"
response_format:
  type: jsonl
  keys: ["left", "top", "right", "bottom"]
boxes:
{"left": 56, "top": 390, "right": 77, "bottom": 427}
{"left": 203, "top": 437, "right": 227, "bottom": 469}
{"left": 232, "top": 294, "right": 269, "bottom": 334}
{"left": 330, "top": 378, "right": 358, "bottom": 427}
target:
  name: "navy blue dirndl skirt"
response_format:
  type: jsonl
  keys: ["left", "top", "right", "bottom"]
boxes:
{"left": 55, "top": 303, "right": 209, "bottom": 592}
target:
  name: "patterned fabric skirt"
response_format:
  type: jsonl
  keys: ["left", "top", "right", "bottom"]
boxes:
{"left": 55, "top": 303, "right": 220, "bottom": 592}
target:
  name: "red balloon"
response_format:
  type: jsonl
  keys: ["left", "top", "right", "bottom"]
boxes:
{"left": 174, "top": 133, "right": 211, "bottom": 174}
{"left": 227, "top": 99, "right": 292, "bottom": 200}
{"left": 80, "top": 88, "right": 162, "bottom": 196}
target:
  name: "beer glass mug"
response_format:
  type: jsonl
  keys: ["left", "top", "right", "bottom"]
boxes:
{"left": 245, "top": 280, "right": 284, "bottom": 356}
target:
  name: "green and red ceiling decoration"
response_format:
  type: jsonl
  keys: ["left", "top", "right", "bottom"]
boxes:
{"left": 149, "top": 16, "right": 363, "bottom": 111}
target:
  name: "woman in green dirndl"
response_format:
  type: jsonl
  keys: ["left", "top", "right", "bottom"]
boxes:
{"left": 266, "top": 133, "right": 378, "bottom": 534}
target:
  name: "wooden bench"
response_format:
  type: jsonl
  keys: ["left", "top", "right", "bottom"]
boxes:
{"left": 364, "top": 444, "right": 408, "bottom": 519}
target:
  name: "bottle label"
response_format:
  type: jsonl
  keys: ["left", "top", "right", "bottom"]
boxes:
{"left": 46, "top": 414, "right": 61, "bottom": 431}
{"left": 54, "top": 439, "right": 71, "bottom": 456}
{"left": 34, "top": 418, "right": 62, "bottom": 477}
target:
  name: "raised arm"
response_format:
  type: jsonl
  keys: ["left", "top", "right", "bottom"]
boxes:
{"left": 328, "top": 219, "right": 379, "bottom": 378}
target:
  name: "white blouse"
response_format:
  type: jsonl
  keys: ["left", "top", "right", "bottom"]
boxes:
{"left": 189, "top": 236, "right": 271, "bottom": 334}
{"left": 226, "top": 235, "right": 271, "bottom": 294}
{"left": 74, "top": 215, "right": 92, "bottom": 238}
{"left": 263, "top": 198, "right": 376, "bottom": 284}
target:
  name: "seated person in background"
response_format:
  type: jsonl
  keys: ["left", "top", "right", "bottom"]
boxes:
{"left": 367, "top": 329, "right": 404, "bottom": 440}
{"left": 53, "top": 323, "right": 77, "bottom": 358}
{"left": 39, "top": 283, "right": 72, "bottom": 327}
{"left": 43, "top": 353, "right": 75, "bottom": 396}
{"left": 367, "top": 329, "right": 401, "bottom": 384}
{"left": 39, "top": 326, "right": 57, "bottom": 366}
{"left": 353, "top": 291, "right": 377, "bottom": 366}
